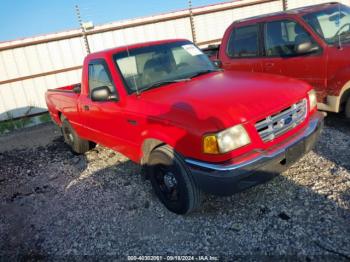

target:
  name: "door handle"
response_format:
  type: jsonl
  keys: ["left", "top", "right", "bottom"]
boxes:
{"left": 127, "top": 119, "right": 138, "bottom": 126}
{"left": 83, "top": 105, "right": 90, "bottom": 111}
{"left": 264, "top": 62, "right": 275, "bottom": 69}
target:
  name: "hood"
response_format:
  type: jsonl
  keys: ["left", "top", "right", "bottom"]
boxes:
{"left": 139, "top": 71, "right": 311, "bottom": 131}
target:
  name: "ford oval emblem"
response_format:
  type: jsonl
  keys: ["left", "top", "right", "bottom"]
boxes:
{"left": 284, "top": 116, "right": 293, "bottom": 125}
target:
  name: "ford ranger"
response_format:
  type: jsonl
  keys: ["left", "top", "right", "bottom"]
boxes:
{"left": 46, "top": 39, "right": 324, "bottom": 214}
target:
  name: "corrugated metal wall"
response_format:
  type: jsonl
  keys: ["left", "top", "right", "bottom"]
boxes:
{"left": 0, "top": 0, "right": 349, "bottom": 121}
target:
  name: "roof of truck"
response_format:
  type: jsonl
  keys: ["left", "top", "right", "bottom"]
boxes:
{"left": 235, "top": 2, "right": 341, "bottom": 24}
{"left": 85, "top": 39, "right": 189, "bottom": 60}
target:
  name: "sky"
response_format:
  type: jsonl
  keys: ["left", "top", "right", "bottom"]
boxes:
{"left": 0, "top": 0, "right": 231, "bottom": 42}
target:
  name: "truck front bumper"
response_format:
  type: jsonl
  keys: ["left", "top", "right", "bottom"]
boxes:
{"left": 185, "top": 112, "right": 324, "bottom": 196}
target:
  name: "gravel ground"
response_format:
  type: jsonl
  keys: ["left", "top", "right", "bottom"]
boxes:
{"left": 0, "top": 114, "right": 349, "bottom": 260}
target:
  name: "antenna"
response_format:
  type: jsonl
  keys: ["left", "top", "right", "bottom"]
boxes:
{"left": 121, "top": 32, "right": 140, "bottom": 96}
{"left": 75, "top": 4, "right": 91, "bottom": 54}
{"left": 126, "top": 45, "right": 140, "bottom": 96}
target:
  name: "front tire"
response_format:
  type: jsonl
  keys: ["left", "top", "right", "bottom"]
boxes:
{"left": 147, "top": 145, "right": 201, "bottom": 214}
{"left": 61, "top": 118, "right": 90, "bottom": 154}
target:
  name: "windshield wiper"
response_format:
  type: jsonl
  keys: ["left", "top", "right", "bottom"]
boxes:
{"left": 187, "top": 69, "right": 221, "bottom": 79}
{"left": 139, "top": 78, "right": 191, "bottom": 93}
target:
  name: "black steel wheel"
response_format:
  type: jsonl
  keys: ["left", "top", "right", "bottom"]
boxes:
{"left": 147, "top": 145, "right": 201, "bottom": 214}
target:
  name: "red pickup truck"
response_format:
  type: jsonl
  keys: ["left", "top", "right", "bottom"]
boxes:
{"left": 216, "top": 2, "right": 350, "bottom": 118}
{"left": 46, "top": 39, "right": 324, "bottom": 214}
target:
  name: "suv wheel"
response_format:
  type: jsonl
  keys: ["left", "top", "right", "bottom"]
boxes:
{"left": 147, "top": 145, "right": 201, "bottom": 214}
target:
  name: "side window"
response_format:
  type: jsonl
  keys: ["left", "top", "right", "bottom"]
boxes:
{"left": 227, "top": 25, "right": 259, "bottom": 58}
{"left": 88, "top": 61, "right": 115, "bottom": 95}
{"left": 264, "top": 20, "right": 315, "bottom": 57}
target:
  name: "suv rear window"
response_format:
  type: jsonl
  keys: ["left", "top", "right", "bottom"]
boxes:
{"left": 227, "top": 25, "right": 259, "bottom": 58}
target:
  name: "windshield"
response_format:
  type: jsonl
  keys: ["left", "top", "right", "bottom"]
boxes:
{"left": 114, "top": 40, "right": 216, "bottom": 94}
{"left": 303, "top": 4, "right": 350, "bottom": 44}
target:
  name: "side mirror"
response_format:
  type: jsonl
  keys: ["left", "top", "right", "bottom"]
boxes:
{"left": 91, "top": 86, "right": 118, "bottom": 102}
{"left": 73, "top": 84, "right": 81, "bottom": 94}
{"left": 296, "top": 41, "right": 320, "bottom": 55}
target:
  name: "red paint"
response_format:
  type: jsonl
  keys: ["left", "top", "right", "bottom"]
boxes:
{"left": 46, "top": 39, "right": 316, "bottom": 165}
{"left": 218, "top": 3, "right": 350, "bottom": 108}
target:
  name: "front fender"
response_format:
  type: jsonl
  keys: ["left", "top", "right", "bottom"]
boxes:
{"left": 139, "top": 124, "right": 201, "bottom": 164}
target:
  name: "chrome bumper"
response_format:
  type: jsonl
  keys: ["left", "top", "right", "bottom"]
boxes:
{"left": 185, "top": 112, "right": 324, "bottom": 195}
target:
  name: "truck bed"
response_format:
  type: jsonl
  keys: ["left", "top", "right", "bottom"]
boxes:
{"left": 45, "top": 84, "right": 82, "bottom": 126}
{"left": 47, "top": 83, "right": 81, "bottom": 94}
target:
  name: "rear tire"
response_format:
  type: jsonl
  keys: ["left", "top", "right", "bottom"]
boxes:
{"left": 147, "top": 145, "right": 201, "bottom": 214}
{"left": 61, "top": 118, "right": 90, "bottom": 154}
{"left": 345, "top": 97, "right": 350, "bottom": 119}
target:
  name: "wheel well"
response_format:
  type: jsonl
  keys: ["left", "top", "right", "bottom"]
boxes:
{"left": 58, "top": 112, "right": 64, "bottom": 123}
{"left": 141, "top": 139, "right": 165, "bottom": 165}
{"left": 337, "top": 80, "right": 350, "bottom": 108}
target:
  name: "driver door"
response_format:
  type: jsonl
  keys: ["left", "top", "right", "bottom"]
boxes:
{"left": 83, "top": 59, "right": 128, "bottom": 152}
{"left": 262, "top": 19, "right": 327, "bottom": 100}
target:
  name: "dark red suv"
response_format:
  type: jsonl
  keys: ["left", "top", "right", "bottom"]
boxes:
{"left": 218, "top": 2, "right": 350, "bottom": 118}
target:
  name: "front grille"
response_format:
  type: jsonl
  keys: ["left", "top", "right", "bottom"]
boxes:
{"left": 255, "top": 99, "right": 307, "bottom": 142}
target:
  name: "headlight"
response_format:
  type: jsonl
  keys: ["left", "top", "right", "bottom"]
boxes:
{"left": 308, "top": 89, "right": 317, "bottom": 111}
{"left": 203, "top": 124, "right": 251, "bottom": 154}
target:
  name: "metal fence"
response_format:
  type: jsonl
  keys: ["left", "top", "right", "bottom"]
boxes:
{"left": 0, "top": 0, "right": 348, "bottom": 121}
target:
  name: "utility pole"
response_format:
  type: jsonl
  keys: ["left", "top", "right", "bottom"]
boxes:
{"left": 282, "top": 0, "right": 287, "bottom": 11}
{"left": 188, "top": 0, "right": 197, "bottom": 44}
{"left": 75, "top": 5, "right": 91, "bottom": 54}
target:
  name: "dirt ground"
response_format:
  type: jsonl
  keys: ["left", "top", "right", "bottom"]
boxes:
{"left": 0, "top": 114, "right": 349, "bottom": 260}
